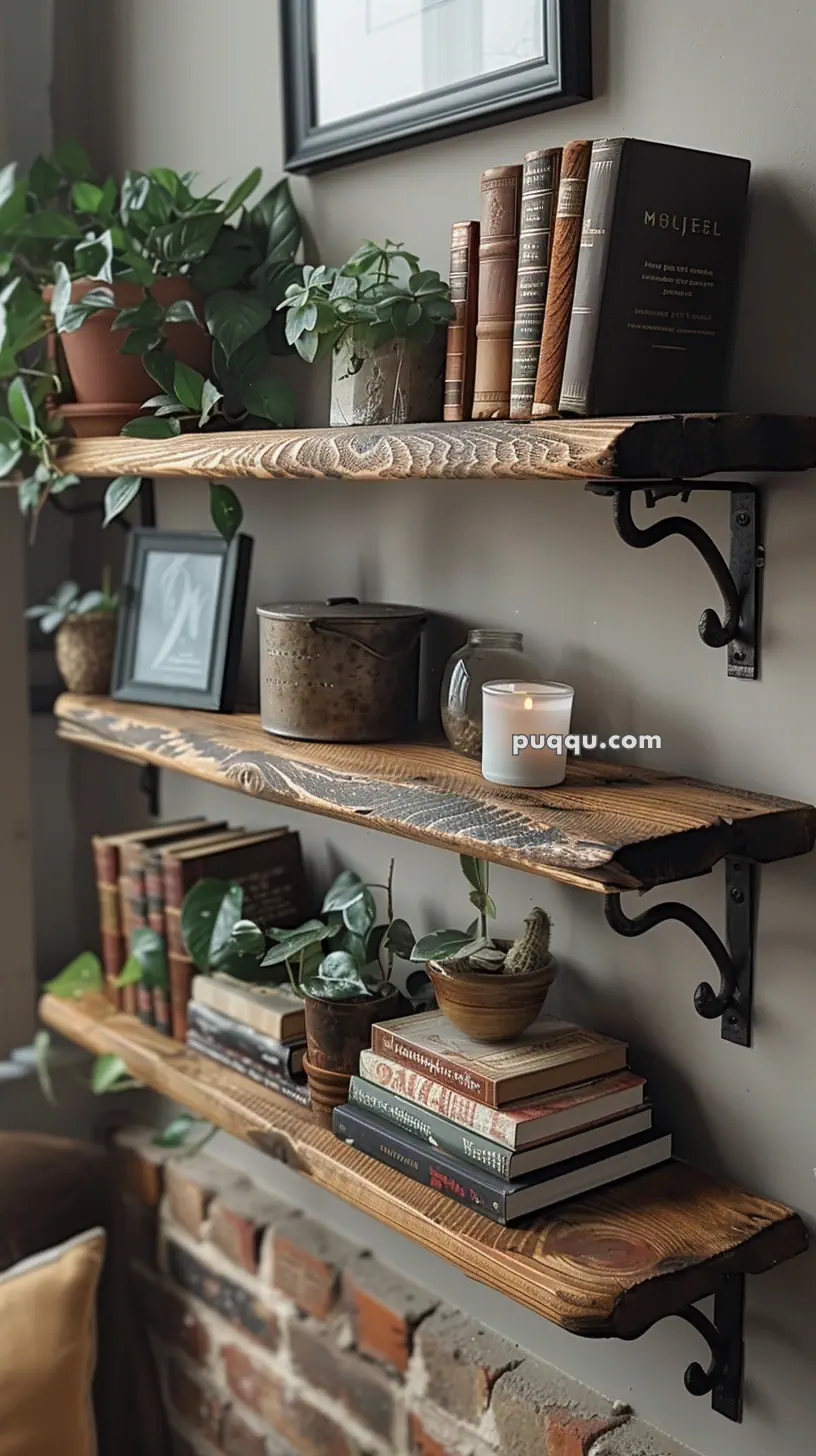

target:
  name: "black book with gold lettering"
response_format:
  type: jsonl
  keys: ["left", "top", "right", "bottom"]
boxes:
{"left": 559, "top": 138, "right": 750, "bottom": 417}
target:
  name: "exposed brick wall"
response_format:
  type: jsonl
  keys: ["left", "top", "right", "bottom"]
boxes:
{"left": 116, "top": 1128, "right": 696, "bottom": 1456}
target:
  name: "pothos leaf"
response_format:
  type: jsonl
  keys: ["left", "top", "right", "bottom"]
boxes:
{"left": 209, "top": 482, "right": 243, "bottom": 543}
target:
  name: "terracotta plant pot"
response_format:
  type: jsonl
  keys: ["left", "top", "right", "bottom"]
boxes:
{"left": 44, "top": 277, "right": 212, "bottom": 407}
{"left": 426, "top": 953, "right": 558, "bottom": 1043}
{"left": 58, "top": 403, "right": 146, "bottom": 438}
{"left": 54, "top": 613, "right": 117, "bottom": 695}
{"left": 303, "top": 982, "right": 404, "bottom": 1128}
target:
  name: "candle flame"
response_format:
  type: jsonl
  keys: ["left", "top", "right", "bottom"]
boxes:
{"left": 524, "top": 696, "right": 534, "bottom": 710}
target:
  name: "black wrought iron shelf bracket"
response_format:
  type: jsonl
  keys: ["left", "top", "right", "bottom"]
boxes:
{"left": 628, "top": 1275, "right": 746, "bottom": 1422}
{"left": 604, "top": 858, "right": 756, "bottom": 1046}
{"left": 586, "top": 481, "right": 764, "bottom": 680}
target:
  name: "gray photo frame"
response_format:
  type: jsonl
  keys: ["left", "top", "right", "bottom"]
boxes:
{"left": 112, "top": 529, "right": 253, "bottom": 713}
{"left": 281, "top": 0, "right": 592, "bottom": 174}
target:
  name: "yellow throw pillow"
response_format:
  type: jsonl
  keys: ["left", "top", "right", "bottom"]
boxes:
{"left": 0, "top": 1226, "right": 105, "bottom": 1456}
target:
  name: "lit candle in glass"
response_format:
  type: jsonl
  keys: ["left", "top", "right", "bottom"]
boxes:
{"left": 481, "top": 681, "right": 575, "bottom": 787}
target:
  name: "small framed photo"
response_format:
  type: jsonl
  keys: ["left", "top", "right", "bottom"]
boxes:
{"left": 113, "top": 529, "right": 253, "bottom": 712}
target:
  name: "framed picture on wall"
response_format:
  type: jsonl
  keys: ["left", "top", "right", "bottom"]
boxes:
{"left": 112, "top": 530, "right": 253, "bottom": 713}
{"left": 280, "top": 0, "right": 592, "bottom": 173}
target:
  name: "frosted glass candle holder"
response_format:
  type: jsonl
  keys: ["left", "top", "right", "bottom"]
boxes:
{"left": 481, "top": 681, "right": 575, "bottom": 788}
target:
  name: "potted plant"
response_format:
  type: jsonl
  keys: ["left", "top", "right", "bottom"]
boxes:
{"left": 0, "top": 139, "right": 304, "bottom": 540}
{"left": 182, "top": 860, "right": 429, "bottom": 1126}
{"left": 280, "top": 239, "right": 455, "bottom": 426}
{"left": 410, "top": 856, "right": 557, "bottom": 1043}
{"left": 25, "top": 568, "right": 118, "bottom": 694}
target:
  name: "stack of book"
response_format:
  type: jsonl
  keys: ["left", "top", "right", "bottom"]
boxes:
{"left": 186, "top": 974, "right": 310, "bottom": 1108}
{"left": 332, "top": 1010, "right": 671, "bottom": 1225}
{"left": 444, "top": 137, "right": 750, "bottom": 423}
{"left": 92, "top": 818, "right": 310, "bottom": 1038}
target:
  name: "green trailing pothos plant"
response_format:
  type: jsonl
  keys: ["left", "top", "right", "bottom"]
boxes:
{"left": 279, "top": 238, "right": 455, "bottom": 369}
{"left": 181, "top": 861, "right": 432, "bottom": 1005}
{"left": 0, "top": 138, "right": 304, "bottom": 541}
{"left": 35, "top": 950, "right": 148, "bottom": 1102}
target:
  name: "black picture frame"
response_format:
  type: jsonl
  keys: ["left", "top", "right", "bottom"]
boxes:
{"left": 281, "top": 0, "right": 592, "bottom": 174}
{"left": 112, "top": 529, "right": 253, "bottom": 713}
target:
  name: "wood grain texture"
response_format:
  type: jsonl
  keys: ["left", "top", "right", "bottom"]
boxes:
{"left": 54, "top": 696, "right": 816, "bottom": 894}
{"left": 39, "top": 992, "right": 807, "bottom": 1339}
{"left": 55, "top": 415, "right": 816, "bottom": 482}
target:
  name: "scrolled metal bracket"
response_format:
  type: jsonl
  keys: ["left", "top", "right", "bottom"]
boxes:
{"left": 604, "top": 858, "right": 756, "bottom": 1045}
{"left": 676, "top": 1276, "right": 745, "bottom": 1422}
{"left": 586, "top": 481, "right": 763, "bottom": 679}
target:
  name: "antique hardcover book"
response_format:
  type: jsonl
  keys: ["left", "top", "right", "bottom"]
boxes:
{"left": 509, "top": 148, "right": 561, "bottom": 419}
{"left": 559, "top": 137, "right": 751, "bottom": 415}
{"left": 93, "top": 818, "right": 206, "bottom": 1016}
{"left": 348, "top": 1075, "right": 652, "bottom": 1179}
{"left": 144, "top": 824, "right": 232, "bottom": 938}
{"left": 532, "top": 139, "right": 593, "bottom": 417}
{"left": 369, "top": 1011, "right": 627, "bottom": 1109}
{"left": 443, "top": 220, "right": 480, "bottom": 421}
{"left": 357, "top": 1050, "right": 646, "bottom": 1150}
{"left": 187, "top": 1028, "right": 311, "bottom": 1108}
{"left": 333, "top": 1104, "right": 671, "bottom": 1225}
{"left": 163, "top": 827, "right": 309, "bottom": 1041}
{"left": 191, "top": 974, "right": 306, "bottom": 1043}
{"left": 186, "top": 1002, "right": 305, "bottom": 1077}
{"left": 471, "top": 164, "right": 523, "bottom": 419}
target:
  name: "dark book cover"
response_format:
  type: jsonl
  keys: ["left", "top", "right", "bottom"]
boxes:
{"left": 559, "top": 137, "right": 751, "bottom": 416}
{"left": 187, "top": 1001, "right": 305, "bottom": 1078}
{"left": 186, "top": 1030, "right": 311, "bottom": 1109}
{"left": 444, "top": 220, "right": 480, "bottom": 421}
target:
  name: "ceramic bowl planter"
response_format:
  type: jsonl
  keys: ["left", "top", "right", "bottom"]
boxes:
{"left": 330, "top": 331, "right": 446, "bottom": 427}
{"left": 54, "top": 612, "right": 117, "bottom": 695}
{"left": 303, "top": 982, "right": 404, "bottom": 1127}
{"left": 426, "top": 947, "right": 558, "bottom": 1043}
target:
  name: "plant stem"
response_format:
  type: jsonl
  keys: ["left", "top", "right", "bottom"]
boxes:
{"left": 284, "top": 954, "right": 303, "bottom": 999}
{"left": 385, "top": 857, "right": 395, "bottom": 981}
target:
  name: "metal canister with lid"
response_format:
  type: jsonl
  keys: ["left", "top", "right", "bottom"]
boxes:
{"left": 257, "top": 597, "right": 427, "bottom": 742}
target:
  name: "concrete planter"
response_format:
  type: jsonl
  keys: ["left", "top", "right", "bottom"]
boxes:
{"left": 330, "top": 332, "right": 445, "bottom": 427}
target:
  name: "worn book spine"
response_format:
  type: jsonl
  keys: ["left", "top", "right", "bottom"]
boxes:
{"left": 187, "top": 1032, "right": 312, "bottom": 1107}
{"left": 370, "top": 1022, "right": 494, "bottom": 1105}
{"left": 349, "top": 1076, "right": 515, "bottom": 1177}
{"left": 444, "top": 220, "right": 480, "bottom": 421}
{"left": 559, "top": 139, "right": 626, "bottom": 414}
{"left": 91, "top": 836, "right": 124, "bottom": 1009}
{"left": 186, "top": 1002, "right": 303, "bottom": 1078}
{"left": 509, "top": 148, "right": 561, "bottom": 419}
{"left": 471, "top": 165, "right": 523, "bottom": 419}
{"left": 532, "top": 140, "right": 593, "bottom": 417}
{"left": 358, "top": 1049, "right": 528, "bottom": 1146}
{"left": 333, "top": 1103, "right": 510, "bottom": 1223}
{"left": 192, "top": 975, "right": 305, "bottom": 1043}
{"left": 119, "top": 845, "right": 153, "bottom": 1026}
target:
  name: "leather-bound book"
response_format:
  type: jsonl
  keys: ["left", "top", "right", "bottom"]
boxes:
{"left": 509, "top": 148, "right": 561, "bottom": 420}
{"left": 443, "top": 220, "right": 480, "bottom": 421}
{"left": 471, "top": 165, "right": 523, "bottom": 419}
{"left": 559, "top": 138, "right": 751, "bottom": 416}
{"left": 532, "top": 140, "right": 593, "bottom": 417}
{"left": 162, "top": 827, "right": 311, "bottom": 1042}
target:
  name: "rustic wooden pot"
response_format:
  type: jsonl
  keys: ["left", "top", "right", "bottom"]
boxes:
{"left": 330, "top": 331, "right": 445, "bottom": 427}
{"left": 54, "top": 613, "right": 117, "bottom": 695}
{"left": 303, "top": 982, "right": 404, "bottom": 1128}
{"left": 426, "top": 953, "right": 557, "bottom": 1043}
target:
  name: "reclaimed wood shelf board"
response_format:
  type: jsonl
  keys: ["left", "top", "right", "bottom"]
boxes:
{"left": 39, "top": 993, "right": 807, "bottom": 1340}
{"left": 56, "top": 414, "right": 816, "bottom": 483}
{"left": 54, "top": 695, "right": 816, "bottom": 894}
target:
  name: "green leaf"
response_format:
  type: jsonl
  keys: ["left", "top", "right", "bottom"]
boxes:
{"left": 151, "top": 212, "right": 223, "bottom": 265}
{"left": 191, "top": 232, "right": 259, "bottom": 295}
{"left": 321, "top": 870, "right": 365, "bottom": 913}
{"left": 153, "top": 1113, "right": 204, "bottom": 1148}
{"left": 52, "top": 137, "right": 94, "bottom": 181}
{"left": 209, "top": 482, "right": 243, "bottom": 543}
{"left": 199, "top": 378, "right": 222, "bottom": 427}
{"left": 51, "top": 260, "right": 72, "bottom": 330}
{"left": 7, "top": 377, "right": 37, "bottom": 435}
{"left": 205, "top": 289, "right": 271, "bottom": 359}
{"left": 343, "top": 886, "right": 376, "bottom": 937}
{"left": 240, "top": 374, "right": 294, "bottom": 426}
{"left": 226, "top": 920, "right": 266, "bottom": 958}
{"left": 181, "top": 878, "right": 244, "bottom": 973}
{"left": 410, "top": 929, "right": 472, "bottom": 963}
{"left": 173, "top": 360, "right": 205, "bottom": 411}
{"left": 44, "top": 951, "right": 104, "bottom": 998}
{"left": 302, "top": 951, "right": 371, "bottom": 1001}
{"left": 0, "top": 162, "right": 16, "bottom": 209}
{"left": 90, "top": 1053, "right": 136, "bottom": 1095}
{"left": 75, "top": 229, "right": 114, "bottom": 282}
{"left": 112, "top": 297, "right": 163, "bottom": 331}
{"left": 144, "top": 349, "right": 177, "bottom": 393}
{"left": 18, "top": 211, "right": 80, "bottom": 239}
{"left": 223, "top": 166, "right": 262, "bottom": 218}
{"left": 260, "top": 920, "right": 330, "bottom": 968}
{"left": 121, "top": 416, "right": 181, "bottom": 438}
{"left": 113, "top": 955, "right": 143, "bottom": 987}
{"left": 34, "top": 1029, "right": 56, "bottom": 1107}
{"left": 103, "top": 475, "right": 142, "bottom": 525}
{"left": 0, "top": 438, "right": 22, "bottom": 477}
{"left": 459, "top": 855, "right": 488, "bottom": 894}
{"left": 245, "top": 178, "right": 301, "bottom": 260}
{"left": 164, "top": 297, "right": 201, "bottom": 326}
{"left": 382, "top": 918, "right": 415, "bottom": 960}
{"left": 129, "top": 926, "right": 168, "bottom": 989}
{"left": 72, "top": 180, "right": 105, "bottom": 213}
{"left": 118, "top": 326, "right": 162, "bottom": 356}
{"left": 29, "top": 154, "right": 61, "bottom": 203}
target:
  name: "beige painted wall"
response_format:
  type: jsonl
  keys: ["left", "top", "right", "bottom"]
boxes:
{"left": 57, "top": 2, "right": 816, "bottom": 1451}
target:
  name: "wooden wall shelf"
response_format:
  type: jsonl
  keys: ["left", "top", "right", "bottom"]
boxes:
{"left": 38, "top": 992, "right": 808, "bottom": 1345}
{"left": 56, "top": 413, "right": 816, "bottom": 483}
{"left": 54, "top": 695, "right": 816, "bottom": 895}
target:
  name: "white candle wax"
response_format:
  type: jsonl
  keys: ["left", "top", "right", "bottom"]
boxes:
{"left": 481, "top": 681, "right": 575, "bottom": 787}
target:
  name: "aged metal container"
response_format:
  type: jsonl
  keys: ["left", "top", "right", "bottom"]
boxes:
{"left": 257, "top": 598, "right": 427, "bottom": 742}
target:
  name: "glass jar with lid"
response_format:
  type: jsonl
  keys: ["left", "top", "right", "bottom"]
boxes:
{"left": 441, "top": 630, "right": 543, "bottom": 759}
